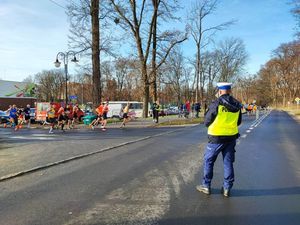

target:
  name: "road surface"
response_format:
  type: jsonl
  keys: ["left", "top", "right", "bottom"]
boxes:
{"left": 0, "top": 110, "right": 299, "bottom": 225}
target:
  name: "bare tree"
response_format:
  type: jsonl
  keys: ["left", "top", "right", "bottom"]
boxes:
{"left": 148, "top": 0, "right": 187, "bottom": 102}
{"left": 200, "top": 51, "right": 220, "bottom": 101}
{"left": 291, "top": 0, "right": 300, "bottom": 37}
{"left": 34, "top": 70, "right": 65, "bottom": 102}
{"left": 235, "top": 76, "right": 258, "bottom": 104}
{"left": 217, "top": 38, "right": 248, "bottom": 82}
{"left": 272, "top": 41, "right": 300, "bottom": 105}
{"left": 22, "top": 75, "right": 34, "bottom": 83}
{"left": 72, "top": 73, "right": 93, "bottom": 104}
{"left": 101, "top": 60, "right": 113, "bottom": 94}
{"left": 115, "top": 58, "right": 130, "bottom": 98}
{"left": 108, "top": 0, "right": 187, "bottom": 117}
{"left": 162, "top": 47, "right": 185, "bottom": 105}
{"left": 187, "top": 0, "right": 235, "bottom": 103}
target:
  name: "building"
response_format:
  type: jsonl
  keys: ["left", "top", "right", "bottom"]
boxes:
{"left": 0, "top": 80, "right": 36, "bottom": 110}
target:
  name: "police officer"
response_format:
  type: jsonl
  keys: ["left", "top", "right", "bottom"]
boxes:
{"left": 196, "top": 82, "right": 242, "bottom": 197}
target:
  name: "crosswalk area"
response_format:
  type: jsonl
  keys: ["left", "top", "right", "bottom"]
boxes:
{"left": 8, "top": 133, "right": 58, "bottom": 140}
{"left": 0, "top": 130, "right": 60, "bottom": 141}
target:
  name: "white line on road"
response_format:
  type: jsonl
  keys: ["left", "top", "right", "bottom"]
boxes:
{"left": 31, "top": 134, "right": 58, "bottom": 137}
{"left": 9, "top": 136, "right": 56, "bottom": 140}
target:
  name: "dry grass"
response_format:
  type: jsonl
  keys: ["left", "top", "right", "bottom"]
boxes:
{"left": 279, "top": 106, "right": 300, "bottom": 117}
{"left": 158, "top": 117, "right": 203, "bottom": 126}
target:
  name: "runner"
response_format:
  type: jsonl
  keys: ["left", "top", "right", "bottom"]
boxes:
{"left": 89, "top": 103, "right": 103, "bottom": 130}
{"left": 57, "top": 105, "right": 66, "bottom": 132}
{"left": 65, "top": 105, "right": 73, "bottom": 129}
{"left": 3, "top": 105, "right": 12, "bottom": 128}
{"left": 23, "top": 104, "right": 31, "bottom": 128}
{"left": 72, "top": 103, "right": 79, "bottom": 128}
{"left": 9, "top": 105, "right": 18, "bottom": 130}
{"left": 120, "top": 102, "right": 130, "bottom": 128}
{"left": 47, "top": 104, "right": 56, "bottom": 134}
{"left": 15, "top": 107, "right": 24, "bottom": 131}
{"left": 101, "top": 101, "right": 109, "bottom": 131}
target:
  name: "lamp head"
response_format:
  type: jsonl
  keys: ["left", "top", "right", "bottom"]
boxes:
{"left": 54, "top": 59, "right": 61, "bottom": 68}
{"left": 71, "top": 56, "right": 79, "bottom": 63}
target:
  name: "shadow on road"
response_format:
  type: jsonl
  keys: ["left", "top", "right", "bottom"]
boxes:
{"left": 231, "top": 186, "right": 300, "bottom": 197}
{"left": 158, "top": 213, "right": 300, "bottom": 225}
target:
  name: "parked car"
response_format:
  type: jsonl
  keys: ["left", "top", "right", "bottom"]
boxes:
{"left": 165, "top": 106, "right": 179, "bottom": 115}
{"left": 0, "top": 110, "right": 9, "bottom": 123}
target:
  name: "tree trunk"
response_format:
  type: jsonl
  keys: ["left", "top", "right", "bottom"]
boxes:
{"left": 195, "top": 43, "right": 200, "bottom": 103}
{"left": 143, "top": 83, "right": 150, "bottom": 117}
{"left": 151, "top": 0, "right": 158, "bottom": 102}
{"left": 91, "top": 0, "right": 101, "bottom": 106}
{"left": 136, "top": 33, "right": 150, "bottom": 118}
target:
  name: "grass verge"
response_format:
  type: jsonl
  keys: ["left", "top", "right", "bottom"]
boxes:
{"left": 157, "top": 117, "right": 203, "bottom": 126}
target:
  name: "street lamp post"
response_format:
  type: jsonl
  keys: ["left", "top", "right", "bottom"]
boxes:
{"left": 54, "top": 51, "right": 79, "bottom": 106}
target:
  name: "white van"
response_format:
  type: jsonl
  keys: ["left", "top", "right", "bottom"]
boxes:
{"left": 107, "top": 101, "right": 144, "bottom": 118}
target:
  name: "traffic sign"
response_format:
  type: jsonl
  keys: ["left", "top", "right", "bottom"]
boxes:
{"left": 295, "top": 97, "right": 300, "bottom": 104}
{"left": 69, "top": 95, "right": 77, "bottom": 99}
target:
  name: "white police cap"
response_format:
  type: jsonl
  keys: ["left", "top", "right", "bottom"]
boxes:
{"left": 217, "top": 82, "right": 232, "bottom": 90}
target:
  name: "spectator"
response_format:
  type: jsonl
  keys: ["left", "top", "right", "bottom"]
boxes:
{"left": 152, "top": 101, "right": 160, "bottom": 123}
{"left": 195, "top": 102, "right": 201, "bottom": 118}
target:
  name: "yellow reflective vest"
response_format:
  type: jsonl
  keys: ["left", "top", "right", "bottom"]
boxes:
{"left": 208, "top": 105, "right": 239, "bottom": 136}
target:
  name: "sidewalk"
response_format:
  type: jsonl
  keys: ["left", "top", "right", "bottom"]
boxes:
{"left": 101, "top": 115, "right": 192, "bottom": 128}
{"left": 14, "top": 115, "right": 194, "bottom": 130}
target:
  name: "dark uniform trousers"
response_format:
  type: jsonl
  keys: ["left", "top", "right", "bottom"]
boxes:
{"left": 202, "top": 140, "right": 236, "bottom": 189}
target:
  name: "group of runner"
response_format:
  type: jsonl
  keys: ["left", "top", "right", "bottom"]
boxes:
{"left": 89, "top": 101, "right": 109, "bottom": 131}
{"left": 2, "top": 101, "right": 132, "bottom": 133}
{"left": 47, "top": 103, "right": 80, "bottom": 134}
{"left": 2, "top": 104, "right": 32, "bottom": 131}
{"left": 88, "top": 101, "right": 131, "bottom": 130}
{"left": 48, "top": 101, "right": 130, "bottom": 133}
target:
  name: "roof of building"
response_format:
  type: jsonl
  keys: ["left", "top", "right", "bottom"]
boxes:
{"left": 0, "top": 80, "right": 35, "bottom": 98}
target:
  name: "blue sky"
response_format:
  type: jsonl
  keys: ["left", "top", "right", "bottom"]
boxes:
{"left": 0, "top": 0, "right": 297, "bottom": 82}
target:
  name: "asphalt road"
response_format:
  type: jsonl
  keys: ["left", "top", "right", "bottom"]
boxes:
{"left": 0, "top": 110, "right": 299, "bottom": 225}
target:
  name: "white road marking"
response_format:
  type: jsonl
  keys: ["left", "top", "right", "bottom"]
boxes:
{"left": 0, "top": 132, "right": 12, "bottom": 135}
{"left": 31, "top": 134, "right": 58, "bottom": 137}
{"left": 9, "top": 136, "right": 56, "bottom": 140}
{"left": 241, "top": 110, "right": 272, "bottom": 140}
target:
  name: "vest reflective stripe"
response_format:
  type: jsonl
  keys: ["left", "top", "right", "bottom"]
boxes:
{"left": 208, "top": 105, "right": 239, "bottom": 136}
